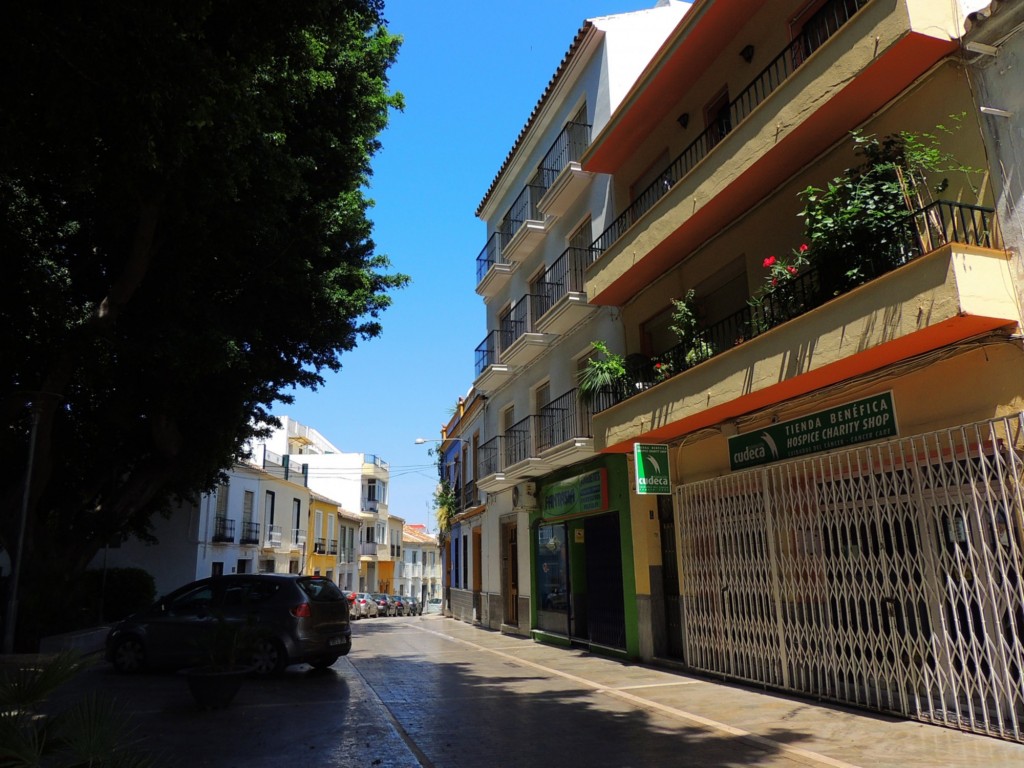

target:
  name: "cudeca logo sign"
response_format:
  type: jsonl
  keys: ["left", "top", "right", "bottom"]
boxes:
{"left": 728, "top": 391, "right": 898, "bottom": 471}
{"left": 634, "top": 443, "right": 671, "bottom": 495}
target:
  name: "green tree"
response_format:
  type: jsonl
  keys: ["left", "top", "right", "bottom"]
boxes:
{"left": 0, "top": 1, "right": 406, "bottom": 649}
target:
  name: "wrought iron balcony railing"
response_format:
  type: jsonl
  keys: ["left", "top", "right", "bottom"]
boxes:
{"left": 499, "top": 295, "right": 544, "bottom": 350}
{"left": 476, "top": 231, "right": 510, "bottom": 284}
{"left": 593, "top": 200, "right": 997, "bottom": 412}
{"left": 538, "top": 120, "right": 592, "bottom": 188}
{"left": 475, "top": 330, "right": 502, "bottom": 377}
{"left": 504, "top": 415, "right": 537, "bottom": 467}
{"left": 314, "top": 538, "right": 326, "bottom": 554}
{"left": 590, "top": 0, "right": 869, "bottom": 258}
{"left": 328, "top": 540, "right": 339, "bottom": 556}
{"left": 537, "top": 388, "right": 594, "bottom": 452}
{"left": 240, "top": 521, "right": 260, "bottom": 545}
{"left": 212, "top": 516, "right": 235, "bottom": 543}
{"left": 479, "top": 435, "right": 504, "bottom": 477}
{"left": 533, "top": 247, "right": 591, "bottom": 319}
{"left": 502, "top": 183, "right": 547, "bottom": 241}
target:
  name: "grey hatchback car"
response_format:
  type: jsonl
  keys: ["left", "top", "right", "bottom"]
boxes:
{"left": 105, "top": 573, "right": 351, "bottom": 675}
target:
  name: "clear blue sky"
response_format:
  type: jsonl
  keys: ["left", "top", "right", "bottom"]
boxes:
{"left": 276, "top": 1, "right": 645, "bottom": 529}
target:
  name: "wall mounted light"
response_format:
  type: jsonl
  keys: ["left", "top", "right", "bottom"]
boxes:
{"left": 676, "top": 112, "right": 690, "bottom": 129}
{"left": 740, "top": 44, "right": 755, "bottom": 63}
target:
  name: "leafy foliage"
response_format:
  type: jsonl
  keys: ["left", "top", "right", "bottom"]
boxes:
{"left": 577, "top": 341, "right": 627, "bottom": 403}
{"left": 0, "top": 1, "right": 405, "bottom": 649}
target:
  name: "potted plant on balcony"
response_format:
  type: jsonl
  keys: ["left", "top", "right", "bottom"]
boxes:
{"left": 181, "top": 615, "right": 256, "bottom": 709}
{"left": 577, "top": 340, "right": 628, "bottom": 404}
{"left": 669, "top": 290, "right": 716, "bottom": 367}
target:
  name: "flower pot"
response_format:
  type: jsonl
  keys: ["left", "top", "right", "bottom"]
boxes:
{"left": 182, "top": 666, "right": 250, "bottom": 709}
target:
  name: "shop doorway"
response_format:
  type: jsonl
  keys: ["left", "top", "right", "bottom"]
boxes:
{"left": 658, "top": 495, "right": 685, "bottom": 658}
{"left": 582, "top": 512, "right": 625, "bottom": 649}
{"left": 501, "top": 520, "right": 519, "bottom": 626}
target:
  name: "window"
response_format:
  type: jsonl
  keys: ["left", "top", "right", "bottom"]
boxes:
{"left": 211, "top": 561, "right": 224, "bottom": 577}
{"left": 242, "top": 491, "right": 254, "bottom": 525}
{"left": 535, "top": 381, "right": 551, "bottom": 412}
{"left": 264, "top": 491, "right": 276, "bottom": 526}
{"left": 292, "top": 498, "right": 301, "bottom": 531}
{"left": 216, "top": 483, "right": 229, "bottom": 516}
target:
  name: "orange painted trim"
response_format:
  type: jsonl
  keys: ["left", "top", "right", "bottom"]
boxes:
{"left": 600, "top": 315, "right": 1014, "bottom": 454}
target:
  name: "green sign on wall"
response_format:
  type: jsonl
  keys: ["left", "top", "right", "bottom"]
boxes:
{"left": 542, "top": 468, "right": 609, "bottom": 519}
{"left": 634, "top": 443, "right": 671, "bottom": 495}
{"left": 728, "top": 391, "right": 898, "bottom": 470}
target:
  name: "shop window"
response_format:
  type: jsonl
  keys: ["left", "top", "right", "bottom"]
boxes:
{"left": 536, "top": 523, "right": 569, "bottom": 616}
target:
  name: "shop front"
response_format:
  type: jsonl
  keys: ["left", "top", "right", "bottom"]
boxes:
{"left": 531, "top": 456, "right": 638, "bottom": 657}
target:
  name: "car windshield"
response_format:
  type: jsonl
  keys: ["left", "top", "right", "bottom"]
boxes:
{"left": 297, "top": 577, "right": 344, "bottom": 602}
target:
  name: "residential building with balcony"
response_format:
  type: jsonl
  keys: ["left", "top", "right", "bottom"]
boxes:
{"left": 260, "top": 415, "right": 399, "bottom": 592}
{"left": 397, "top": 524, "right": 441, "bottom": 604}
{"left": 92, "top": 459, "right": 310, "bottom": 596}
{"left": 573, "top": 0, "right": 1024, "bottom": 744}
{"left": 448, "top": 1, "right": 694, "bottom": 650}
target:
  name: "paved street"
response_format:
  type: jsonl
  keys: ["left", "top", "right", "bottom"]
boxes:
{"left": 50, "top": 614, "right": 1024, "bottom": 767}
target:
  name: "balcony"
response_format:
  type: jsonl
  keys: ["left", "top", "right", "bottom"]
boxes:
{"left": 360, "top": 542, "right": 378, "bottom": 559}
{"left": 585, "top": 0, "right": 962, "bottom": 305}
{"left": 473, "top": 330, "right": 511, "bottom": 394}
{"left": 591, "top": 202, "right": 1017, "bottom": 451}
{"left": 212, "top": 516, "right": 235, "bottom": 543}
{"left": 536, "top": 389, "right": 596, "bottom": 468}
{"left": 239, "top": 521, "right": 260, "bottom": 545}
{"left": 339, "top": 546, "right": 354, "bottom": 563}
{"left": 500, "top": 184, "right": 548, "bottom": 263}
{"left": 476, "top": 232, "right": 516, "bottom": 299}
{"left": 328, "top": 540, "right": 339, "bottom": 556}
{"left": 536, "top": 120, "right": 593, "bottom": 218}
{"left": 291, "top": 528, "right": 307, "bottom": 549}
{"left": 533, "top": 247, "right": 596, "bottom": 335}
{"left": 476, "top": 435, "right": 511, "bottom": 492}
{"left": 459, "top": 478, "right": 481, "bottom": 512}
{"left": 314, "top": 538, "right": 327, "bottom": 555}
{"left": 499, "top": 295, "right": 555, "bottom": 368}
{"left": 265, "top": 524, "right": 283, "bottom": 549}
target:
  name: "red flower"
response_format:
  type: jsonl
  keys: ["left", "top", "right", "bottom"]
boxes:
{"left": 771, "top": 277, "right": 778, "bottom": 287}
{"left": 654, "top": 363, "right": 662, "bottom": 369}
{"left": 786, "top": 266, "right": 798, "bottom": 275}
{"left": 763, "top": 256, "right": 776, "bottom": 268}
{"left": 799, "top": 243, "right": 809, "bottom": 253}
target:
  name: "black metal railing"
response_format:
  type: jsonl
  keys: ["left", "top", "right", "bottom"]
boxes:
{"left": 533, "top": 247, "right": 591, "bottom": 319}
{"left": 476, "top": 231, "right": 510, "bottom": 284}
{"left": 240, "top": 521, "right": 260, "bottom": 545}
{"left": 499, "top": 295, "right": 543, "bottom": 350}
{"left": 475, "top": 330, "right": 502, "bottom": 377}
{"left": 504, "top": 416, "right": 536, "bottom": 467}
{"left": 504, "top": 184, "right": 547, "bottom": 240}
{"left": 328, "top": 540, "right": 339, "bottom": 556}
{"left": 593, "top": 200, "right": 996, "bottom": 412}
{"left": 479, "top": 435, "right": 504, "bottom": 477}
{"left": 590, "top": 0, "right": 868, "bottom": 259}
{"left": 212, "top": 516, "right": 235, "bottom": 543}
{"left": 461, "top": 479, "right": 479, "bottom": 511}
{"left": 314, "top": 538, "right": 326, "bottom": 554}
{"left": 538, "top": 120, "right": 592, "bottom": 188}
{"left": 537, "top": 389, "right": 593, "bottom": 453}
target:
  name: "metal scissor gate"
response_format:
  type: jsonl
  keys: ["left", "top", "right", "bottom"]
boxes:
{"left": 676, "top": 416, "right": 1024, "bottom": 742}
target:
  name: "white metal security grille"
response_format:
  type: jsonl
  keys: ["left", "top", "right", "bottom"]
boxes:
{"left": 677, "top": 416, "right": 1024, "bottom": 742}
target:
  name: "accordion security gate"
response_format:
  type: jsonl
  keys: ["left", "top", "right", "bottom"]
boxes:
{"left": 676, "top": 416, "right": 1024, "bottom": 742}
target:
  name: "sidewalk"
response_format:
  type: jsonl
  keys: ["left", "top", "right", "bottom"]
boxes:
{"left": 422, "top": 615, "right": 1024, "bottom": 768}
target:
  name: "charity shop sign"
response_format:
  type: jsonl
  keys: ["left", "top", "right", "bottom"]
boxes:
{"left": 634, "top": 443, "right": 671, "bottom": 495}
{"left": 728, "top": 391, "right": 898, "bottom": 470}
{"left": 542, "top": 468, "right": 609, "bottom": 519}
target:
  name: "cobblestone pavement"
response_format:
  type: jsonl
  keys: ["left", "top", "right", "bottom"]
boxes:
{"left": 44, "top": 615, "right": 1024, "bottom": 767}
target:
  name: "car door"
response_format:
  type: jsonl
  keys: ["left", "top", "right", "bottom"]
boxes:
{"left": 145, "top": 581, "right": 221, "bottom": 668}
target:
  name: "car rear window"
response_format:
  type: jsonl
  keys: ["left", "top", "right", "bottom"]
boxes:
{"left": 297, "top": 577, "right": 345, "bottom": 602}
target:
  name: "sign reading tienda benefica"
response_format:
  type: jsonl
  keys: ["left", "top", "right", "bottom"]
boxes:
{"left": 728, "top": 392, "right": 898, "bottom": 470}
{"left": 634, "top": 443, "right": 672, "bottom": 495}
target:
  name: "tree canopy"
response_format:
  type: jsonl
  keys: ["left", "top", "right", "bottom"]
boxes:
{"left": 0, "top": 1, "right": 405, "bottom": 648}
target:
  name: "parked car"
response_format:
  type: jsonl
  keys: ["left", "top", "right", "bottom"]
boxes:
{"left": 404, "top": 596, "right": 421, "bottom": 616}
{"left": 424, "top": 597, "right": 442, "bottom": 615}
{"left": 351, "top": 592, "right": 378, "bottom": 619}
{"left": 390, "top": 595, "right": 406, "bottom": 616}
{"left": 105, "top": 574, "right": 351, "bottom": 675}
{"left": 371, "top": 593, "right": 395, "bottom": 616}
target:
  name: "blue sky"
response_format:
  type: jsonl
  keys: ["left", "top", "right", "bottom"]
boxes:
{"left": 276, "top": 1, "right": 646, "bottom": 529}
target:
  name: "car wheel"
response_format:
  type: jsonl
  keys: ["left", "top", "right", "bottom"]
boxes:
{"left": 309, "top": 656, "right": 339, "bottom": 670}
{"left": 249, "top": 636, "right": 287, "bottom": 675}
{"left": 111, "top": 636, "right": 145, "bottom": 674}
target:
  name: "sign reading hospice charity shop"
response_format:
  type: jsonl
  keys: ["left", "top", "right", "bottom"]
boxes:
{"left": 634, "top": 443, "right": 671, "bottom": 495}
{"left": 728, "top": 391, "right": 898, "bottom": 470}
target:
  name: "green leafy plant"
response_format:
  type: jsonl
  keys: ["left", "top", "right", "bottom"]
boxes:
{"left": 577, "top": 341, "right": 627, "bottom": 403}
{"left": 798, "top": 119, "right": 982, "bottom": 291}
{"left": 0, "top": 652, "right": 153, "bottom": 767}
{"left": 669, "top": 290, "right": 716, "bottom": 366}
{"left": 652, "top": 357, "right": 675, "bottom": 382}
{"left": 747, "top": 244, "right": 811, "bottom": 333}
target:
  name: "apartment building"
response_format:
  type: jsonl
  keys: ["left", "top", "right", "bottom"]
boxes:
{"left": 449, "top": 0, "right": 694, "bottom": 646}
{"left": 573, "top": 0, "right": 1024, "bottom": 744}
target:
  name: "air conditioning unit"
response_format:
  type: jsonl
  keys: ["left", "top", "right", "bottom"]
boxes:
{"left": 512, "top": 481, "right": 537, "bottom": 510}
